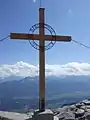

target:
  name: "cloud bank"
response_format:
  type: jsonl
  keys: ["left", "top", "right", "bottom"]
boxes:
{"left": 0, "top": 61, "right": 90, "bottom": 78}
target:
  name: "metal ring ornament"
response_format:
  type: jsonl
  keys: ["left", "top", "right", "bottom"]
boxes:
{"left": 28, "top": 23, "right": 56, "bottom": 50}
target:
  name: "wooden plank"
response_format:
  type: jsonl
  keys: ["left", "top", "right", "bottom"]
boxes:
{"left": 39, "top": 8, "right": 45, "bottom": 112}
{"left": 44, "top": 35, "right": 72, "bottom": 42}
{"left": 10, "top": 33, "right": 72, "bottom": 42}
{"left": 10, "top": 33, "right": 40, "bottom": 40}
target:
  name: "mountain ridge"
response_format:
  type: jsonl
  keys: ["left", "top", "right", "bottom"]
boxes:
{"left": 1, "top": 75, "right": 90, "bottom": 82}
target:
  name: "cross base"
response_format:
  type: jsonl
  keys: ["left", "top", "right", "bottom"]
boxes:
{"left": 28, "top": 109, "right": 54, "bottom": 120}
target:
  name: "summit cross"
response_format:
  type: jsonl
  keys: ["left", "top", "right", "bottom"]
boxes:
{"left": 10, "top": 8, "right": 72, "bottom": 112}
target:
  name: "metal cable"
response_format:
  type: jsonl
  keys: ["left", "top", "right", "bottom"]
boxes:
{"left": 0, "top": 35, "right": 10, "bottom": 43}
{"left": 72, "top": 40, "right": 90, "bottom": 50}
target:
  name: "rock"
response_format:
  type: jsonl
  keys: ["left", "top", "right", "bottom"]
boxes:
{"left": 64, "top": 112, "right": 75, "bottom": 120}
{"left": 86, "top": 109, "right": 90, "bottom": 113}
{"left": 85, "top": 112, "right": 90, "bottom": 120}
{"left": 74, "top": 109, "right": 85, "bottom": 118}
{"left": 70, "top": 105, "right": 76, "bottom": 111}
{"left": 54, "top": 116, "right": 59, "bottom": 120}
{"left": 54, "top": 108, "right": 66, "bottom": 116}
{"left": 82, "top": 100, "right": 90, "bottom": 105}
{"left": 75, "top": 103, "right": 83, "bottom": 109}
{"left": 80, "top": 105, "right": 86, "bottom": 110}
{"left": 85, "top": 105, "right": 90, "bottom": 110}
{"left": 56, "top": 113, "right": 65, "bottom": 120}
{"left": 56, "top": 111, "right": 75, "bottom": 120}
{"left": 78, "top": 115, "right": 86, "bottom": 120}
{"left": 54, "top": 100, "right": 90, "bottom": 120}
{"left": 56, "top": 108, "right": 65, "bottom": 113}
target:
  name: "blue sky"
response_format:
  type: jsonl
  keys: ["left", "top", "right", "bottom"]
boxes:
{"left": 0, "top": 0, "right": 90, "bottom": 65}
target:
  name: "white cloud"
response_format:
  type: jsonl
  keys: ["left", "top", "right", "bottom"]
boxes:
{"left": 1, "top": 61, "right": 90, "bottom": 78}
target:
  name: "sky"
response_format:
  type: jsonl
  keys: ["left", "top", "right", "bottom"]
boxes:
{"left": 0, "top": 0, "right": 90, "bottom": 77}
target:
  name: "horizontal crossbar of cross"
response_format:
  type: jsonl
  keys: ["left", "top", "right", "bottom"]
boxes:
{"left": 10, "top": 33, "right": 72, "bottom": 42}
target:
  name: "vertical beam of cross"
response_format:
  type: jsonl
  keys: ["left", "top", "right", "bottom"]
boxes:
{"left": 39, "top": 8, "right": 45, "bottom": 112}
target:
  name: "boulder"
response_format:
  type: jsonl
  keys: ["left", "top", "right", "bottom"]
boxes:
{"left": 75, "top": 103, "right": 83, "bottom": 109}
{"left": 85, "top": 112, "right": 90, "bottom": 120}
{"left": 56, "top": 113, "right": 65, "bottom": 120}
{"left": 64, "top": 112, "right": 75, "bottom": 120}
{"left": 82, "top": 100, "right": 90, "bottom": 105}
{"left": 70, "top": 105, "right": 76, "bottom": 111}
{"left": 74, "top": 109, "right": 85, "bottom": 118}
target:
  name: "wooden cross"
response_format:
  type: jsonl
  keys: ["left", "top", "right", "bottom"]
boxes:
{"left": 10, "top": 8, "right": 72, "bottom": 112}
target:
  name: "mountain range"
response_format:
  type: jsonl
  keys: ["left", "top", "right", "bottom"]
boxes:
{"left": 0, "top": 75, "right": 90, "bottom": 112}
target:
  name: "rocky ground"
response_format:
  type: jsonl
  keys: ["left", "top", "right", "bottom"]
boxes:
{"left": 53, "top": 100, "right": 90, "bottom": 120}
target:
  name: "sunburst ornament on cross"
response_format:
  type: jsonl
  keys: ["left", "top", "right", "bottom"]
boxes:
{"left": 10, "top": 7, "right": 72, "bottom": 112}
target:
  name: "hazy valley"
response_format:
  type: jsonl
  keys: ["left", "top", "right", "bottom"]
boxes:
{"left": 0, "top": 76, "right": 90, "bottom": 112}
